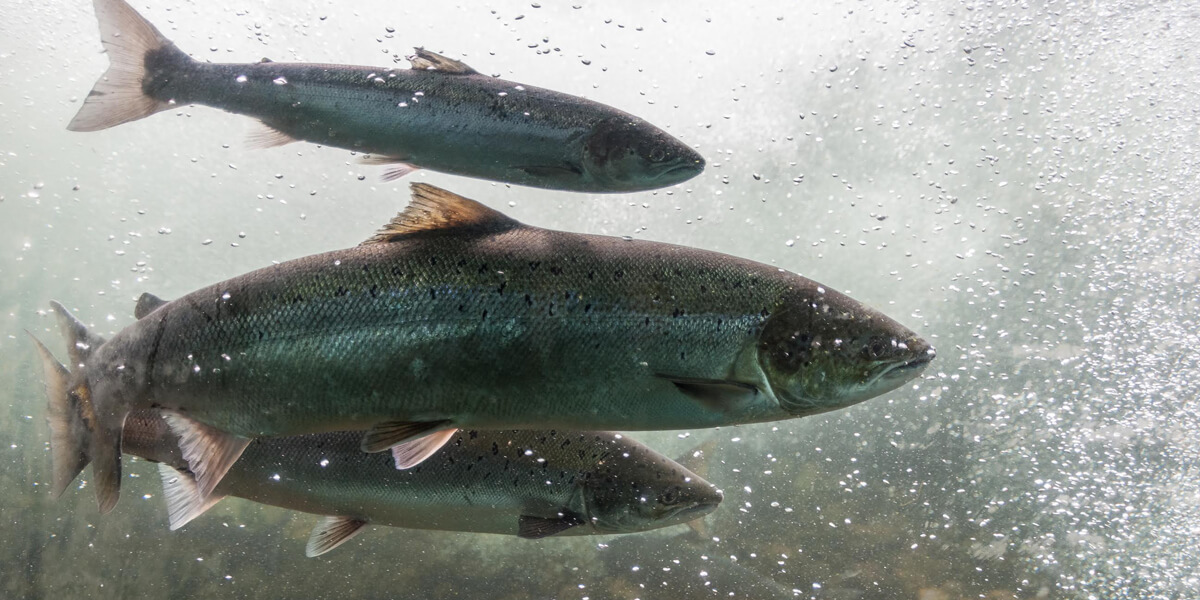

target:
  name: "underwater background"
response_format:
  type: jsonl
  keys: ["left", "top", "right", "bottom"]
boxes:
{"left": 2, "top": 0, "right": 1198, "bottom": 598}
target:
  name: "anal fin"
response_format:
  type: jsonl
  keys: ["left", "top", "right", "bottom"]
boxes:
{"left": 91, "top": 418, "right": 125, "bottom": 515}
{"left": 305, "top": 516, "right": 369, "bottom": 557}
{"left": 156, "top": 463, "right": 226, "bottom": 530}
{"left": 361, "top": 419, "right": 452, "bottom": 453}
{"left": 391, "top": 428, "right": 457, "bottom": 469}
{"left": 162, "top": 411, "right": 251, "bottom": 499}
{"left": 517, "top": 513, "right": 585, "bottom": 539}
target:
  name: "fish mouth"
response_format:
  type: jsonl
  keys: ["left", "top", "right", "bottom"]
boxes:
{"left": 671, "top": 501, "right": 720, "bottom": 524}
{"left": 881, "top": 344, "right": 936, "bottom": 380}
{"left": 655, "top": 157, "right": 705, "bottom": 182}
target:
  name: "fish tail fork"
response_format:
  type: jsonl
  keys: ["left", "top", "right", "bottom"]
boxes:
{"left": 68, "top": 0, "right": 189, "bottom": 132}
{"left": 31, "top": 301, "right": 126, "bottom": 514}
{"left": 28, "top": 333, "right": 88, "bottom": 500}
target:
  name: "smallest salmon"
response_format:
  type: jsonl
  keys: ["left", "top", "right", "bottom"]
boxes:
{"left": 69, "top": 0, "right": 706, "bottom": 192}
{"left": 107, "top": 411, "right": 722, "bottom": 554}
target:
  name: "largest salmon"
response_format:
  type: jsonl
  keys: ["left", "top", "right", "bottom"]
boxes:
{"left": 31, "top": 183, "right": 933, "bottom": 513}
{"left": 68, "top": 0, "right": 704, "bottom": 192}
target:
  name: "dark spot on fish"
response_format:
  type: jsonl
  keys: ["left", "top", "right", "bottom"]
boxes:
{"left": 528, "top": 261, "right": 541, "bottom": 271}
{"left": 699, "top": 285, "right": 708, "bottom": 294}
{"left": 524, "top": 294, "right": 533, "bottom": 307}
{"left": 497, "top": 281, "right": 507, "bottom": 295}
{"left": 680, "top": 351, "right": 686, "bottom": 360}
{"left": 672, "top": 307, "right": 684, "bottom": 318}
{"left": 429, "top": 256, "right": 438, "bottom": 266}
{"left": 492, "top": 442, "right": 499, "bottom": 455}
{"left": 550, "top": 265, "right": 562, "bottom": 276}
{"left": 587, "top": 270, "right": 595, "bottom": 280}
{"left": 644, "top": 317, "right": 650, "bottom": 327}
{"left": 613, "top": 269, "right": 625, "bottom": 280}
{"left": 430, "top": 289, "right": 437, "bottom": 300}
{"left": 335, "top": 286, "right": 348, "bottom": 296}
{"left": 369, "top": 285, "right": 378, "bottom": 297}
{"left": 391, "top": 267, "right": 404, "bottom": 277}
{"left": 458, "top": 304, "right": 465, "bottom": 312}
{"left": 548, "top": 303, "right": 555, "bottom": 317}
{"left": 481, "top": 309, "right": 488, "bottom": 320}
{"left": 584, "top": 303, "right": 592, "bottom": 313}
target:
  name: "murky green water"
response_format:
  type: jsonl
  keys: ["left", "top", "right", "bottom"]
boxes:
{"left": 3, "top": 1, "right": 1197, "bottom": 598}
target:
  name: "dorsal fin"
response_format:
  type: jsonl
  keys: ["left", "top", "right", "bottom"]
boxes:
{"left": 407, "top": 48, "right": 477, "bottom": 74}
{"left": 361, "top": 183, "right": 521, "bottom": 245}
{"left": 135, "top": 293, "right": 170, "bottom": 319}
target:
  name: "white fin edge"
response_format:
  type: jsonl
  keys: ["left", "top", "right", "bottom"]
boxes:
{"left": 161, "top": 411, "right": 250, "bottom": 500}
{"left": 156, "top": 463, "right": 226, "bottom": 530}
{"left": 391, "top": 428, "right": 457, "bottom": 469}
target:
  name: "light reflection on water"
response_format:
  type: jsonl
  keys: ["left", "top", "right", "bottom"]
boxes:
{"left": 1, "top": 0, "right": 1197, "bottom": 598}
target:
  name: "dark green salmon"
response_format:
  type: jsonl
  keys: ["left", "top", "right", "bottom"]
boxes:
{"left": 68, "top": 0, "right": 705, "bottom": 192}
{"left": 32, "top": 183, "right": 933, "bottom": 513}
{"left": 114, "top": 411, "right": 721, "bottom": 554}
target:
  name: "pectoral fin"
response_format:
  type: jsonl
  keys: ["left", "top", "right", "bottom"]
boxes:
{"left": 246, "top": 121, "right": 299, "bottom": 149}
{"left": 517, "top": 513, "right": 585, "bottom": 539}
{"left": 305, "top": 516, "right": 369, "bottom": 557}
{"left": 161, "top": 411, "right": 251, "bottom": 500}
{"left": 515, "top": 163, "right": 584, "bottom": 178}
{"left": 156, "top": 463, "right": 225, "bottom": 530}
{"left": 391, "top": 428, "right": 458, "bottom": 469}
{"left": 657, "top": 375, "right": 759, "bottom": 412}
{"left": 360, "top": 419, "right": 453, "bottom": 453}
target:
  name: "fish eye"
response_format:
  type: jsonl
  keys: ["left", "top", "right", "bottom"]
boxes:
{"left": 659, "top": 486, "right": 680, "bottom": 505}
{"left": 648, "top": 146, "right": 667, "bottom": 162}
{"left": 862, "top": 338, "right": 890, "bottom": 360}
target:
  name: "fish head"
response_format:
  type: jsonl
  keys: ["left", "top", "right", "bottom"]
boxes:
{"left": 580, "top": 437, "right": 722, "bottom": 534}
{"left": 581, "top": 116, "right": 705, "bottom": 191}
{"left": 756, "top": 286, "right": 935, "bottom": 416}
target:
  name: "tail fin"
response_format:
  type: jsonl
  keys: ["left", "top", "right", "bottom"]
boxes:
{"left": 67, "top": 0, "right": 186, "bottom": 132}
{"left": 41, "top": 301, "right": 126, "bottom": 514}
{"left": 28, "top": 333, "right": 90, "bottom": 499}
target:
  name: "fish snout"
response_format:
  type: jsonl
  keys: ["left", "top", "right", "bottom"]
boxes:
{"left": 888, "top": 335, "right": 935, "bottom": 378}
